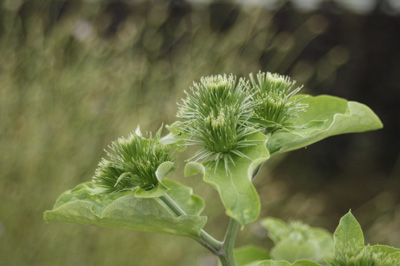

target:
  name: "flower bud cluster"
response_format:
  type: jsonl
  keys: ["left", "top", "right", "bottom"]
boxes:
{"left": 92, "top": 72, "right": 307, "bottom": 187}
{"left": 178, "top": 72, "right": 306, "bottom": 171}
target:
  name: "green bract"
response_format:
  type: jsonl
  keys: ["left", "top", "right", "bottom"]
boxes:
{"left": 92, "top": 128, "right": 173, "bottom": 194}
{"left": 249, "top": 72, "right": 307, "bottom": 133}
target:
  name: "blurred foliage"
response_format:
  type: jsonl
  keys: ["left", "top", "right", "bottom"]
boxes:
{"left": 0, "top": 0, "right": 399, "bottom": 265}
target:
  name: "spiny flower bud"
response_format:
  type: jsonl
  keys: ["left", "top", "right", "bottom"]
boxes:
{"left": 250, "top": 72, "right": 308, "bottom": 133}
{"left": 178, "top": 74, "right": 255, "bottom": 172}
{"left": 92, "top": 129, "right": 173, "bottom": 193}
{"left": 178, "top": 74, "right": 252, "bottom": 120}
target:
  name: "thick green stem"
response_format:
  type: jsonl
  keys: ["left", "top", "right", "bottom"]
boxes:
{"left": 159, "top": 194, "right": 222, "bottom": 254}
{"left": 218, "top": 218, "right": 240, "bottom": 266}
{"left": 159, "top": 191, "right": 241, "bottom": 265}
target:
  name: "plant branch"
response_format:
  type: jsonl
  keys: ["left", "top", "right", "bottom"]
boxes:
{"left": 159, "top": 194, "right": 223, "bottom": 254}
{"left": 218, "top": 218, "right": 240, "bottom": 266}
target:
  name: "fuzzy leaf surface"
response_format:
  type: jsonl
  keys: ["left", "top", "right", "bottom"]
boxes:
{"left": 44, "top": 181, "right": 207, "bottom": 237}
{"left": 185, "top": 132, "right": 270, "bottom": 225}
{"left": 267, "top": 95, "right": 383, "bottom": 155}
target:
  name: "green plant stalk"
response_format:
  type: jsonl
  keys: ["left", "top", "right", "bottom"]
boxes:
{"left": 218, "top": 218, "right": 240, "bottom": 266}
{"left": 160, "top": 193, "right": 240, "bottom": 265}
{"left": 216, "top": 163, "right": 264, "bottom": 265}
{"left": 159, "top": 194, "right": 223, "bottom": 254}
{"left": 216, "top": 168, "right": 262, "bottom": 265}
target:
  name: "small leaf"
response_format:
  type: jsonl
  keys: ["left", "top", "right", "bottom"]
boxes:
{"left": 267, "top": 95, "right": 383, "bottom": 155}
{"left": 185, "top": 132, "right": 270, "bottom": 225}
{"left": 156, "top": 161, "right": 175, "bottom": 182}
{"left": 44, "top": 181, "right": 207, "bottom": 237}
{"left": 160, "top": 121, "right": 189, "bottom": 151}
{"left": 234, "top": 245, "right": 270, "bottom": 266}
{"left": 333, "top": 211, "right": 364, "bottom": 253}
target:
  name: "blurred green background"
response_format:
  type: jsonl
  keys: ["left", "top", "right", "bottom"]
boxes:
{"left": 1, "top": 0, "right": 399, "bottom": 265}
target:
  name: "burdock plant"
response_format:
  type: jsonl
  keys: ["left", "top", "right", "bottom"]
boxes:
{"left": 44, "top": 72, "right": 395, "bottom": 266}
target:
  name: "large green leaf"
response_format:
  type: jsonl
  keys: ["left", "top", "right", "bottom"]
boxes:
{"left": 245, "top": 259, "right": 322, "bottom": 266}
{"left": 44, "top": 180, "right": 207, "bottom": 237}
{"left": 261, "top": 217, "right": 333, "bottom": 263}
{"left": 267, "top": 95, "right": 383, "bottom": 155}
{"left": 185, "top": 132, "right": 270, "bottom": 225}
{"left": 333, "top": 211, "right": 364, "bottom": 253}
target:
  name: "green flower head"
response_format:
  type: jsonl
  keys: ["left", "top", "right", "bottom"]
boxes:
{"left": 249, "top": 71, "right": 308, "bottom": 133}
{"left": 92, "top": 128, "right": 173, "bottom": 193}
{"left": 178, "top": 74, "right": 252, "bottom": 119}
{"left": 178, "top": 74, "right": 255, "bottom": 172}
